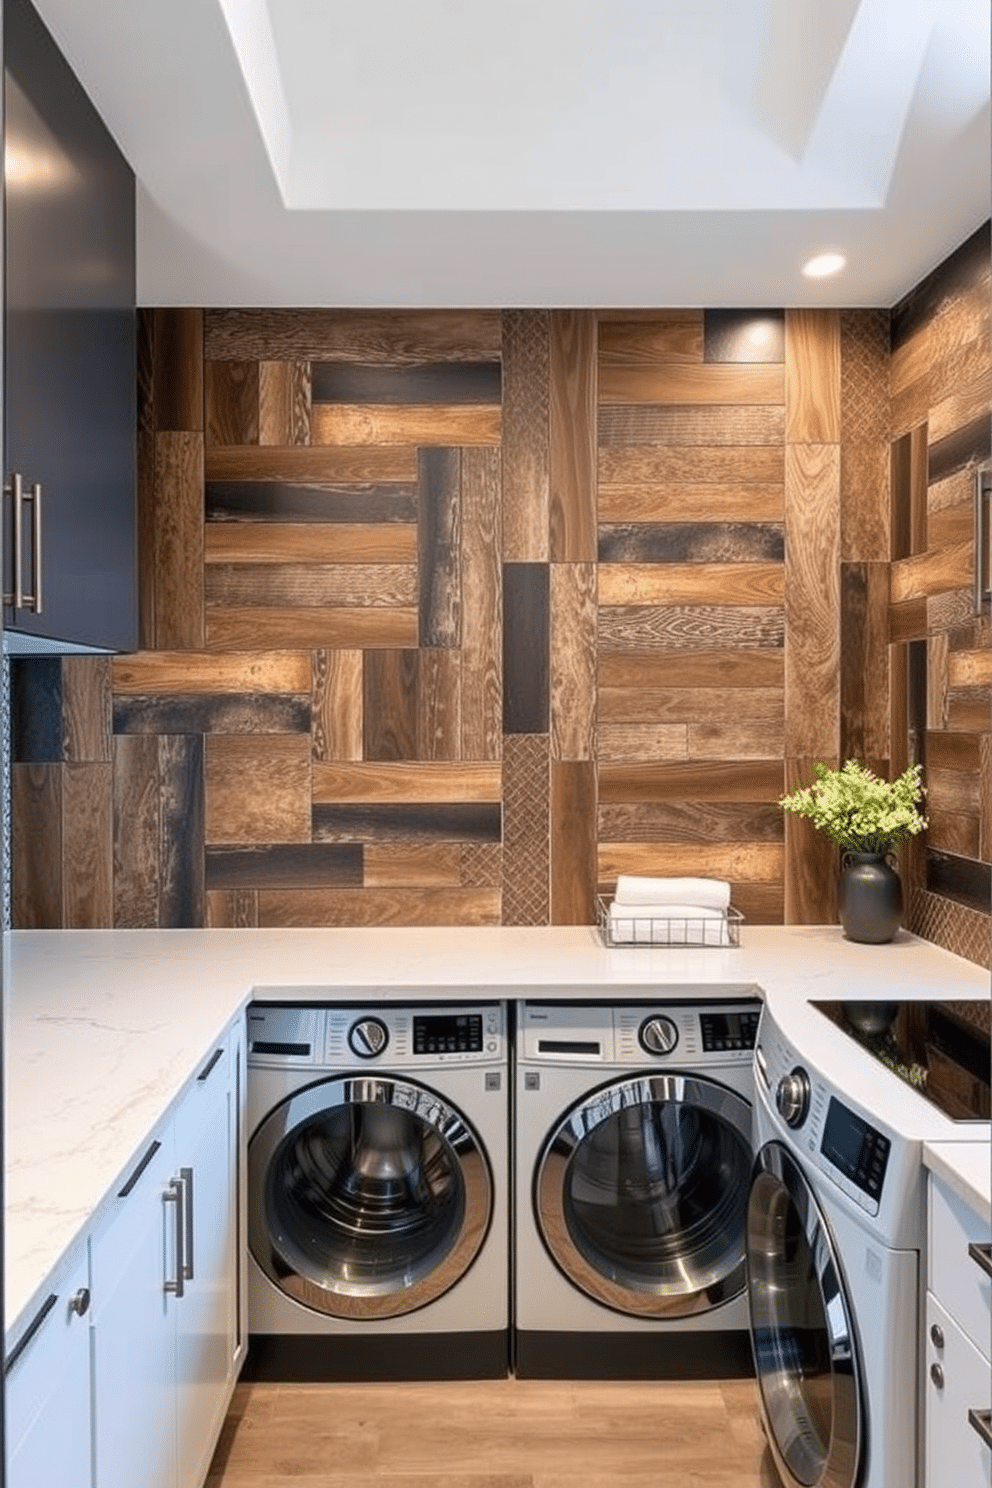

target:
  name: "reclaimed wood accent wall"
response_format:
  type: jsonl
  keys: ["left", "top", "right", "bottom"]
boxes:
{"left": 889, "top": 222, "right": 992, "bottom": 968}
{"left": 7, "top": 256, "right": 985, "bottom": 951}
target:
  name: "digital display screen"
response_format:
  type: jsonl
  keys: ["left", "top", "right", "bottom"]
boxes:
{"left": 700, "top": 1008, "right": 760, "bottom": 1051}
{"left": 821, "top": 1095, "right": 889, "bottom": 1200}
{"left": 413, "top": 1013, "right": 483, "bottom": 1053}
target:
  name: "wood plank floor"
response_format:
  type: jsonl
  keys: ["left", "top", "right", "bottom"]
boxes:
{"left": 206, "top": 1378, "right": 779, "bottom": 1487}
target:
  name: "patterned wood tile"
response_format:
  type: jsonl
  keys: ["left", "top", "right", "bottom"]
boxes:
{"left": 550, "top": 311, "right": 597, "bottom": 562}
{"left": 909, "top": 888, "right": 990, "bottom": 969}
{"left": 501, "top": 734, "right": 550, "bottom": 925}
{"left": 204, "top": 310, "right": 503, "bottom": 363}
{"left": 501, "top": 309, "right": 549, "bottom": 563}
{"left": 205, "top": 735, "right": 311, "bottom": 846}
{"left": 550, "top": 564, "right": 596, "bottom": 762}
{"left": 460, "top": 448, "right": 502, "bottom": 761}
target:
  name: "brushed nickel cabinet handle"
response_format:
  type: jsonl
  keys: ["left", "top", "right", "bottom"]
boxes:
{"left": 25, "top": 480, "right": 42, "bottom": 613}
{"left": 969, "top": 1409, "right": 992, "bottom": 1450}
{"left": 180, "top": 1166, "right": 194, "bottom": 1282}
{"left": 968, "top": 1241, "right": 992, "bottom": 1281}
{"left": 4, "top": 472, "right": 23, "bottom": 607}
{"left": 164, "top": 1177, "right": 185, "bottom": 1298}
{"left": 976, "top": 467, "right": 992, "bottom": 615}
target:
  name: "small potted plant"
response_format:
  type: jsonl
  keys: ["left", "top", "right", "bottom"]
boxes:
{"left": 778, "top": 760, "right": 927, "bottom": 942}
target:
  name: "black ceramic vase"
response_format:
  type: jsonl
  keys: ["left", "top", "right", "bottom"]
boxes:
{"left": 838, "top": 852, "right": 903, "bottom": 944}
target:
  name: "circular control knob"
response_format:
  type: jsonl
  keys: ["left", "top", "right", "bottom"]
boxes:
{"left": 639, "top": 1015, "right": 679, "bottom": 1056}
{"left": 776, "top": 1067, "right": 811, "bottom": 1128}
{"left": 348, "top": 1017, "right": 389, "bottom": 1059}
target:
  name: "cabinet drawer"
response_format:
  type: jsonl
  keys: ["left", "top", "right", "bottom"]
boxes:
{"left": 930, "top": 1176, "right": 991, "bottom": 1355}
{"left": 173, "top": 1034, "right": 230, "bottom": 1154}
{"left": 927, "top": 1293, "right": 991, "bottom": 1488}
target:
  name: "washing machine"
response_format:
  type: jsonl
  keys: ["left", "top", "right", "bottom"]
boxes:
{"left": 514, "top": 998, "right": 761, "bottom": 1378}
{"left": 245, "top": 1000, "right": 509, "bottom": 1380}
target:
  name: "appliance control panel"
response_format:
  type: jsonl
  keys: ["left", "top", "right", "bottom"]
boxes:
{"left": 520, "top": 1000, "right": 762, "bottom": 1065}
{"left": 820, "top": 1095, "right": 891, "bottom": 1207}
{"left": 248, "top": 1002, "right": 506, "bottom": 1068}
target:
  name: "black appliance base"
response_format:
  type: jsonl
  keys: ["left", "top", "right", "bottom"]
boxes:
{"left": 514, "top": 1329, "right": 754, "bottom": 1380}
{"left": 242, "top": 1329, "right": 510, "bottom": 1382}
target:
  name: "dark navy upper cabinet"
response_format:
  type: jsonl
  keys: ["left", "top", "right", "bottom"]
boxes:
{"left": 3, "top": 0, "right": 137, "bottom": 653}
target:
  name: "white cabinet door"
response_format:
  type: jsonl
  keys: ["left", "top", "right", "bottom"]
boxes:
{"left": 91, "top": 1132, "right": 179, "bottom": 1488}
{"left": 926, "top": 1294, "right": 992, "bottom": 1488}
{"left": 7, "top": 1243, "right": 92, "bottom": 1488}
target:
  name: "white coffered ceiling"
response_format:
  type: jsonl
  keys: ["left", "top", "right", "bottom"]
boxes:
{"left": 30, "top": 0, "right": 992, "bottom": 306}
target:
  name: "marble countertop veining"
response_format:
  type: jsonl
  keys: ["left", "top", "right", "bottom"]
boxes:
{"left": 4, "top": 923, "right": 990, "bottom": 1342}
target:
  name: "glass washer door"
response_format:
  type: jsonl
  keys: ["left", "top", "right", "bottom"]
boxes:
{"left": 248, "top": 1074, "right": 493, "bottom": 1319}
{"left": 747, "top": 1141, "right": 863, "bottom": 1488}
{"left": 534, "top": 1073, "right": 753, "bottom": 1318}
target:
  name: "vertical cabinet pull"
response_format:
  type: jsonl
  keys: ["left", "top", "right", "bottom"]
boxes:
{"left": 180, "top": 1166, "right": 195, "bottom": 1281}
{"left": 975, "top": 466, "right": 992, "bottom": 614}
{"left": 4, "top": 1293, "right": 59, "bottom": 1376}
{"left": 3, "top": 473, "right": 43, "bottom": 613}
{"left": 163, "top": 1176, "right": 185, "bottom": 1298}
{"left": 25, "top": 480, "right": 43, "bottom": 613}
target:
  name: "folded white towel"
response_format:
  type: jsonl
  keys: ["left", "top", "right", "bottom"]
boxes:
{"left": 613, "top": 875, "right": 731, "bottom": 911}
{"left": 607, "top": 901, "right": 730, "bottom": 945}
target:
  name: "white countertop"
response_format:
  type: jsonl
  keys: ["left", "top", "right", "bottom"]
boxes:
{"left": 923, "top": 1141, "right": 992, "bottom": 1225}
{"left": 5, "top": 922, "right": 990, "bottom": 1341}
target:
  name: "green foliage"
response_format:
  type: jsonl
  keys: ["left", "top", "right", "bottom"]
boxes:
{"left": 778, "top": 760, "right": 927, "bottom": 855}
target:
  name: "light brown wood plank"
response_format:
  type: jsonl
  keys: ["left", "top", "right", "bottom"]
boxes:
{"left": 502, "top": 310, "right": 549, "bottom": 563}
{"left": 205, "top": 607, "right": 419, "bottom": 650}
{"left": 928, "top": 811, "right": 981, "bottom": 860}
{"left": 206, "top": 361, "right": 259, "bottom": 446}
{"left": 888, "top": 598, "right": 928, "bottom": 643}
{"left": 596, "top": 724, "right": 688, "bottom": 762}
{"left": 311, "top": 404, "right": 501, "bottom": 447}
{"left": 597, "top": 484, "right": 784, "bottom": 524}
{"left": 599, "top": 760, "right": 783, "bottom": 802}
{"left": 599, "top": 564, "right": 783, "bottom": 606}
{"left": 599, "top": 446, "right": 785, "bottom": 486}
{"left": 204, "top": 523, "right": 417, "bottom": 564}
{"left": 205, "top": 890, "right": 259, "bottom": 929}
{"left": 687, "top": 721, "right": 785, "bottom": 759}
{"left": 154, "top": 431, "right": 205, "bottom": 649}
{"left": 12, "top": 764, "right": 62, "bottom": 928}
{"left": 599, "top": 687, "right": 783, "bottom": 726}
{"left": 598, "top": 405, "right": 784, "bottom": 448}
{"left": 785, "top": 443, "right": 840, "bottom": 757}
{"left": 551, "top": 761, "right": 596, "bottom": 925}
{"left": 204, "top": 309, "right": 503, "bottom": 362}
{"left": 259, "top": 360, "right": 311, "bottom": 446}
{"left": 417, "top": 648, "right": 462, "bottom": 762}
{"left": 926, "top": 730, "right": 982, "bottom": 771}
{"left": 890, "top": 374, "right": 930, "bottom": 439}
{"left": 312, "top": 762, "right": 502, "bottom": 803}
{"left": 927, "top": 338, "right": 992, "bottom": 445}
{"left": 785, "top": 310, "right": 841, "bottom": 443}
{"left": 598, "top": 842, "right": 784, "bottom": 882}
{"left": 363, "top": 844, "right": 463, "bottom": 887}
{"left": 948, "top": 649, "right": 992, "bottom": 688}
{"left": 63, "top": 764, "right": 113, "bottom": 928}
{"left": 551, "top": 563, "right": 596, "bottom": 761}
{"left": 550, "top": 311, "right": 597, "bottom": 561}
{"left": 204, "top": 564, "right": 417, "bottom": 608}
{"left": 205, "top": 446, "right": 419, "bottom": 483}
{"left": 927, "top": 631, "right": 948, "bottom": 731}
{"left": 981, "top": 734, "right": 992, "bottom": 862}
{"left": 890, "top": 543, "right": 972, "bottom": 603}
{"left": 205, "top": 736, "right": 311, "bottom": 844}
{"left": 598, "top": 801, "right": 783, "bottom": 845}
{"left": 312, "top": 649, "right": 363, "bottom": 762}
{"left": 112, "top": 734, "right": 160, "bottom": 928}
{"left": 599, "top": 649, "right": 784, "bottom": 690}
{"left": 784, "top": 756, "right": 839, "bottom": 925}
{"left": 928, "top": 467, "right": 973, "bottom": 515}
{"left": 598, "top": 603, "right": 784, "bottom": 652}
{"left": 599, "top": 363, "right": 784, "bottom": 406}
{"left": 927, "top": 765, "right": 980, "bottom": 816}
{"left": 597, "top": 315, "right": 704, "bottom": 365}
{"left": 460, "top": 448, "right": 503, "bottom": 760}
{"left": 947, "top": 691, "right": 992, "bottom": 731}
{"left": 257, "top": 887, "right": 501, "bottom": 927}
{"left": 113, "top": 651, "right": 312, "bottom": 695}
{"left": 892, "top": 286, "right": 991, "bottom": 396}
{"left": 927, "top": 502, "right": 973, "bottom": 551}
{"left": 62, "top": 656, "right": 112, "bottom": 763}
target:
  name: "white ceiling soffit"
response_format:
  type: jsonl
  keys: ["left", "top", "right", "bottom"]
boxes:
{"left": 32, "top": 0, "right": 992, "bottom": 306}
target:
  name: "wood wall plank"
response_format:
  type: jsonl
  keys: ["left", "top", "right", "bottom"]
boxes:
{"left": 551, "top": 563, "right": 597, "bottom": 761}
{"left": 205, "top": 446, "right": 419, "bottom": 484}
{"left": 783, "top": 757, "right": 839, "bottom": 924}
{"left": 206, "top": 361, "right": 259, "bottom": 446}
{"left": 840, "top": 561, "right": 890, "bottom": 763}
{"left": 890, "top": 543, "right": 972, "bottom": 603}
{"left": 137, "top": 430, "right": 157, "bottom": 649}
{"left": 205, "top": 523, "right": 417, "bottom": 564}
{"left": 205, "top": 608, "right": 419, "bottom": 650}
{"left": 12, "top": 764, "right": 62, "bottom": 928}
{"left": 417, "top": 648, "right": 462, "bottom": 762}
{"left": 598, "top": 603, "right": 784, "bottom": 652}
{"left": 153, "top": 309, "right": 203, "bottom": 432}
{"left": 597, "top": 315, "right": 703, "bottom": 365}
{"left": 598, "top": 405, "right": 784, "bottom": 447}
{"left": 599, "top": 687, "right": 783, "bottom": 726}
{"left": 419, "top": 447, "right": 461, "bottom": 648}
{"left": 205, "top": 843, "right": 362, "bottom": 889}
{"left": 256, "top": 887, "right": 501, "bottom": 928}
{"left": 113, "top": 651, "right": 312, "bottom": 695}
{"left": 311, "top": 404, "right": 501, "bottom": 447}
{"left": 599, "top": 649, "right": 784, "bottom": 689}
{"left": 312, "top": 762, "right": 501, "bottom": 803}
{"left": 598, "top": 522, "right": 783, "bottom": 564}
{"left": 501, "top": 734, "right": 550, "bottom": 925}
{"left": 598, "top": 842, "right": 784, "bottom": 882}
{"left": 503, "top": 564, "right": 549, "bottom": 734}
{"left": 62, "top": 657, "right": 112, "bottom": 762}
{"left": 204, "top": 310, "right": 503, "bottom": 363}
{"left": 113, "top": 734, "right": 160, "bottom": 928}
{"left": 785, "top": 310, "right": 841, "bottom": 443}
{"left": 597, "top": 724, "right": 688, "bottom": 762}
{"left": 154, "top": 432, "right": 204, "bottom": 649}
{"left": 312, "top": 648, "right": 363, "bottom": 762}
{"left": 599, "top": 760, "right": 783, "bottom": 802}
{"left": 204, "top": 735, "right": 311, "bottom": 845}
{"left": 204, "top": 564, "right": 417, "bottom": 609}
{"left": 597, "top": 483, "right": 784, "bottom": 524}
{"left": 460, "top": 448, "right": 502, "bottom": 761}
{"left": 551, "top": 761, "right": 597, "bottom": 924}
{"left": 158, "top": 733, "right": 205, "bottom": 928}
{"left": 312, "top": 803, "right": 501, "bottom": 844}
{"left": 363, "top": 649, "right": 419, "bottom": 761}
{"left": 501, "top": 310, "right": 549, "bottom": 563}
{"left": 598, "top": 563, "right": 783, "bottom": 606}
{"left": 981, "top": 734, "right": 992, "bottom": 862}
{"left": 599, "top": 363, "right": 784, "bottom": 406}
{"left": 363, "top": 844, "right": 463, "bottom": 888}
{"left": 687, "top": 721, "right": 785, "bottom": 759}
{"left": 259, "top": 360, "right": 311, "bottom": 446}
{"left": 113, "top": 693, "right": 309, "bottom": 736}
{"left": 599, "top": 446, "right": 785, "bottom": 486}
{"left": 598, "top": 802, "right": 783, "bottom": 843}
{"left": 550, "top": 311, "right": 597, "bottom": 562}
{"left": 784, "top": 443, "right": 840, "bottom": 756}
{"left": 63, "top": 764, "right": 113, "bottom": 928}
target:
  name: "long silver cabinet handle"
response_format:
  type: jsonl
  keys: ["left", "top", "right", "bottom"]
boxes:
{"left": 4, "top": 1293, "right": 58, "bottom": 1376}
{"left": 180, "top": 1166, "right": 195, "bottom": 1281}
{"left": 976, "top": 468, "right": 992, "bottom": 615}
{"left": 968, "top": 1241, "right": 992, "bottom": 1281}
{"left": 24, "top": 480, "right": 42, "bottom": 613}
{"left": 969, "top": 1409, "right": 992, "bottom": 1451}
{"left": 4, "top": 472, "right": 22, "bottom": 608}
{"left": 164, "top": 1177, "right": 185, "bottom": 1298}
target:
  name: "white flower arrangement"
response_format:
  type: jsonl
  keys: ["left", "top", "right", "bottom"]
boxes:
{"left": 778, "top": 760, "right": 927, "bottom": 855}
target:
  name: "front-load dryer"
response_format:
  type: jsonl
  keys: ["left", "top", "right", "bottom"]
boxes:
{"left": 245, "top": 1001, "right": 509, "bottom": 1380}
{"left": 514, "top": 998, "right": 760, "bottom": 1378}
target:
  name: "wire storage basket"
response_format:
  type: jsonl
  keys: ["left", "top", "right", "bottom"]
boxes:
{"left": 596, "top": 897, "right": 743, "bottom": 948}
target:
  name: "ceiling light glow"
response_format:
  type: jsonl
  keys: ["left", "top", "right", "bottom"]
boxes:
{"left": 802, "top": 251, "right": 847, "bottom": 279}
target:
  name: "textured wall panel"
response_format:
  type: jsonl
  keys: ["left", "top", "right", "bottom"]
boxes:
{"left": 784, "top": 443, "right": 840, "bottom": 758}
{"left": 501, "top": 310, "right": 549, "bottom": 562}
{"left": 501, "top": 734, "right": 550, "bottom": 925}
{"left": 550, "top": 311, "right": 597, "bottom": 562}
{"left": 551, "top": 563, "right": 597, "bottom": 762}
{"left": 460, "top": 447, "right": 502, "bottom": 761}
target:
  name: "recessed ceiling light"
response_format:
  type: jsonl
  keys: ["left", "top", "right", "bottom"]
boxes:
{"left": 802, "top": 252, "right": 847, "bottom": 279}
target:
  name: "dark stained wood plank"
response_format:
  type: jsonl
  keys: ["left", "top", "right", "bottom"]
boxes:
{"left": 785, "top": 310, "right": 841, "bottom": 443}
{"left": 597, "top": 802, "right": 784, "bottom": 843}
{"left": 204, "top": 309, "right": 503, "bottom": 363}
{"left": 599, "top": 649, "right": 784, "bottom": 690}
{"left": 363, "top": 649, "right": 419, "bottom": 761}
{"left": 703, "top": 310, "right": 785, "bottom": 363}
{"left": 598, "top": 841, "right": 783, "bottom": 883}
{"left": 784, "top": 756, "right": 839, "bottom": 926}
{"left": 417, "top": 648, "right": 461, "bottom": 762}
{"left": 259, "top": 360, "right": 311, "bottom": 446}
{"left": 599, "top": 445, "right": 785, "bottom": 486}
{"left": 62, "top": 764, "right": 113, "bottom": 927}
{"left": 419, "top": 447, "right": 461, "bottom": 648}
{"left": 205, "top": 843, "right": 362, "bottom": 890}
{"left": 113, "top": 693, "right": 311, "bottom": 735}
{"left": 113, "top": 733, "right": 160, "bottom": 928}
{"left": 10, "top": 657, "right": 62, "bottom": 762}
{"left": 598, "top": 603, "right": 784, "bottom": 652}
{"left": 205, "top": 735, "right": 310, "bottom": 846}
{"left": 598, "top": 404, "right": 784, "bottom": 447}
{"left": 551, "top": 761, "right": 596, "bottom": 925}
{"left": 890, "top": 641, "right": 909, "bottom": 782}
{"left": 311, "top": 404, "right": 501, "bottom": 447}
{"left": 890, "top": 425, "right": 928, "bottom": 561}
{"left": 598, "top": 760, "right": 784, "bottom": 803}
{"left": 62, "top": 657, "right": 112, "bottom": 763}
{"left": 503, "top": 563, "right": 549, "bottom": 734}
{"left": 598, "top": 523, "right": 783, "bottom": 564}
{"left": 597, "top": 483, "right": 784, "bottom": 524}
{"left": 137, "top": 307, "right": 155, "bottom": 436}
{"left": 599, "top": 363, "right": 784, "bottom": 406}
{"left": 460, "top": 448, "right": 502, "bottom": 761}
{"left": 312, "top": 762, "right": 501, "bottom": 802}
{"left": 926, "top": 730, "right": 982, "bottom": 771}
{"left": 206, "top": 481, "right": 418, "bottom": 523}
{"left": 11, "top": 764, "right": 62, "bottom": 927}
{"left": 137, "top": 429, "right": 156, "bottom": 649}
{"left": 159, "top": 733, "right": 205, "bottom": 928}
{"left": 206, "top": 607, "right": 419, "bottom": 651}
{"left": 205, "top": 523, "right": 417, "bottom": 564}
{"left": 889, "top": 597, "right": 928, "bottom": 642}
{"left": 785, "top": 443, "right": 840, "bottom": 757}
{"left": 840, "top": 562, "right": 889, "bottom": 764}
{"left": 927, "top": 414, "right": 992, "bottom": 484}
{"left": 925, "top": 849, "right": 992, "bottom": 914}
{"left": 599, "top": 686, "right": 783, "bottom": 726}
{"left": 205, "top": 890, "right": 259, "bottom": 928}
{"left": 551, "top": 563, "right": 596, "bottom": 762}
{"left": 597, "top": 314, "right": 703, "bottom": 365}
{"left": 890, "top": 543, "right": 972, "bottom": 603}
{"left": 501, "top": 309, "right": 549, "bottom": 563}
{"left": 312, "top": 648, "right": 363, "bottom": 762}
{"left": 312, "top": 362, "right": 501, "bottom": 405}
{"left": 153, "top": 309, "right": 203, "bottom": 433}
{"left": 733, "top": 882, "right": 785, "bottom": 923}
{"left": 154, "top": 432, "right": 204, "bottom": 649}
{"left": 891, "top": 222, "right": 991, "bottom": 351}
{"left": 205, "top": 446, "right": 419, "bottom": 483}
{"left": 312, "top": 803, "right": 501, "bottom": 843}
{"left": 501, "top": 734, "right": 550, "bottom": 925}
{"left": 113, "top": 650, "right": 312, "bottom": 695}
{"left": 256, "top": 887, "right": 501, "bottom": 928}
{"left": 364, "top": 844, "right": 463, "bottom": 887}
{"left": 204, "top": 564, "right": 417, "bottom": 609}
{"left": 599, "top": 563, "right": 783, "bottom": 606}
{"left": 550, "top": 311, "right": 596, "bottom": 562}
{"left": 205, "top": 361, "right": 259, "bottom": 446}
